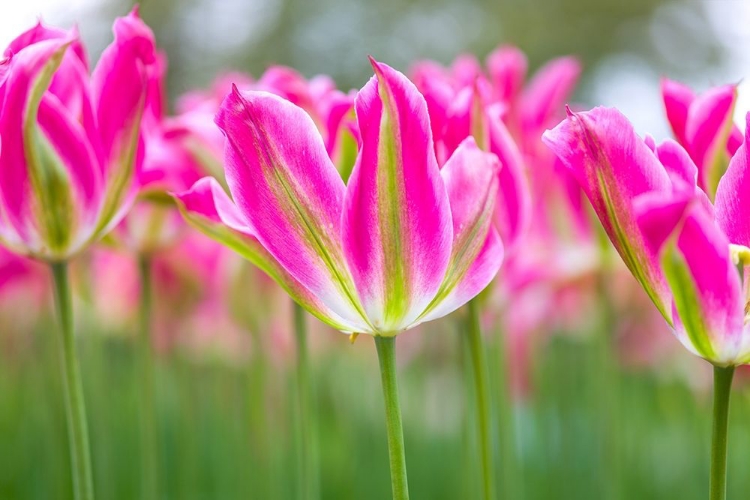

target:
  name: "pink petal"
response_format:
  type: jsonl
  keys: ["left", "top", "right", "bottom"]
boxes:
{"left": 174, "top": 177, "right": 364, "bottom": 332}
{"left": 4, "top": 21, "right": 88, "bottom": 68}
{"left": 215, "top": 86, "right": 367, "bottom": 328}
{"left": 0, "top": 37, "right": 75, "bottom": 252}
{"left": 486, "top": 45, "right": 527, "bottom": 105}
{"left": 715, "top": 113, "right": 750, "bottom": 247}
{"left": 342, "top": 58, "right": 452, "bottom": 332}
{"left": 520, "top": 56, "right": 581, "bottom": 134}
{"left": 91, "top": 8, "right": 156, "bottom": 178}
{"left": 450, "top": 54, "right": 482, "bottom": 88}
{"left": 419, "top": 138, "right": 504, "bottom": 323}
{"left": 670, "top": 208, "right": 745, "bottom": 364}
{"left": 684, "top": 84, "right": 738, "bottom": 193}
{"left": 488, "top": 104, "right": 531, "bottom": 251}
{"left": 661, "top": 78, "right": 694, "bottom": 146}
{"left": 542, "top": 106, "right": 674, "bottom": 318}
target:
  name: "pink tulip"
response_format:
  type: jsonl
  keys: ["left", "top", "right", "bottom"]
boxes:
{"left": 0, "top": 9, "right": 157, "bottom": 261}
{"left": 115, "top": 51, "right": 209, "bottom": 254}
{"left": 544, "top": 106, "right": 750, "bottom": 366}
{"left": 175, "top": 58, "right": 504, "bottom": 336}
{"left": 661, "top": 79, "right": 742, "bottom": 198}
{"left": 175, "top": 66, "right": 358, "bottom": 179}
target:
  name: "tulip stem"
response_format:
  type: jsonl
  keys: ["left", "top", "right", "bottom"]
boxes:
{"left": 709, "top": 365, "right": 734, "bottom": 500}
{"left": 293, "top": 303, "right": 318, "bottom": 499}
{"left": 138, "top": 255, "right": 158, "bottom": 500}
{"left": 465, "top": 299, "right": 496, "bottom": 500}
{"left": 375, "top": 336, "right": 410, "bottom": 500}
{"left": 50, "top": 261, "right": 95, "bottom": 500}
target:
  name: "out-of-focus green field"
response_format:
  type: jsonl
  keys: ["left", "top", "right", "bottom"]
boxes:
{"left": 2, "top": 309, "right": 749, "bottom": 499}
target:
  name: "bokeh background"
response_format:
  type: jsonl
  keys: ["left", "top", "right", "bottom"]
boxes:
{"left": 1, "top": 0, "right": 750, "bottom": 499}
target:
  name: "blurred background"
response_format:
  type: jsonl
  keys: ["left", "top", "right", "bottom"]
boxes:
{"left": 1, "top": 0, "right": 750, "bottom": 499}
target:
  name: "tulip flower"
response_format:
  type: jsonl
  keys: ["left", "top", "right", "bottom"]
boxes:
{"left": 176, "top": 58, "right": 503, "bottom": 500}
{"left": 175, "top": 66, "right": 358, "bottom": 181}
{"left": 411, "top": 48, "right": 585, "bottom": 499}
{"left": 0, "top": 10, "right": 157, "bottom": 500}
{"left": 661, "top": 79, "right": 742, "bottom": 198}
{"left": 544, "top": 105, "right": 750, "bottom": 500}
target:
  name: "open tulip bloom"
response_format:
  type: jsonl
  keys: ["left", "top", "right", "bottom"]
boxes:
{"left": 0, "top": 9, "right": 157, "bottom": 500}
{"left": 175, "top": 58, "right": 503, "bottom": 499}
{"left": 543, "top": 104, "right": 750, "bottom": 500}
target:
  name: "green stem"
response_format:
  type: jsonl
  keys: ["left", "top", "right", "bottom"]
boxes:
{"left": 375, "top": 336, "right": 410, "bottom": 500}
{"left": 709, "top": 365, "right": 734, "bottom": 500}
{"left": 138, "top": 256, "right": 158, "bottom": 500}
{"left": 50, "top": 261, "right": 95, "bottom": 500}
{"left": 293, "top": 303, "right": 318, "bottom": 499}
{"left": 465, "top": 299, "right": 497, "bottom": 500}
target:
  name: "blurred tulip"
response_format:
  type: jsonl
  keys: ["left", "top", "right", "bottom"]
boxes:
{"left": 661, "top": 79, "right": 742, "bottom": 198}
{"left": 0, "top": 9, "right": 157, "bottom": 261}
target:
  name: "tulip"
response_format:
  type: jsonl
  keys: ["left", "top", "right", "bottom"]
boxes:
{"left": 543, "top": 105, "right": 750, "bottom": 500}
{"left": 172, "top": 65, "right": 361, "bottom": 499}
{"left": 661, "top": 79, "right": 742, "bottom": 198}
{"left": 412, "top": 48, "right": 584, "bottom": 499}
{"left": 0, "top": 10, "right": 157, "bottom": 500}
{"left": 175, "top": 58, "right": 503, "bottom": 500}
{"left": 175, "top": 66, "right": 358, "bottom": 182}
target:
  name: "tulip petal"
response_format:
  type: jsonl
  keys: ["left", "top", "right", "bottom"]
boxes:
{"left": 715, "top": 114, "right": 750, "bottom": 247}
{"left": 684, "top": 84, "right": 737, "bottom": 195}
{"left": 520, "top": 56, "right": 581, "bottom": 134}
{"left": 91, "top": 8, "right": 156, "bottom": 230}
{"left": 174, "top": 178, "right": 365, "bottom": 332}
{"left": 488, "top": 104, "right": 530, "bottom": 251}
{"left": 661, "top": 78, "right": 694, "bottom": 145}
{"left": 216, "top": 86, "right": 369, "bottom": 329}
{"left": 0, "top": 37, "right": 84, "bottom": 256}
{"left": 342, "top": 59, "right": 453, "bottom": 333}
{"left": 542, "top": 107, "right": 674, "bottom": 319}
{"left": 417, "top": 138, "right": 503, "bottom": 324}
{"left": 664, "top": 207, "right": 744, "bottom": 365}
{"left": 486, "top": 45, "right": 527, "bottom": 105}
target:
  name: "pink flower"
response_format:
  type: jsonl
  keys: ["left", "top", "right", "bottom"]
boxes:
{"left": 115, "top": 52, "right": 209, "bottom": 254}
{"left": 175, "top": 58, "right": 504, "bottom": 336}
{"left": 175, "top": 66, "right": 358, "bottom": 179}
{"left": 544, "top": 106, "right": 750, "bottom": 366}
{"left": 661, "top": 79, "right": 742, "bottom": 198}
{"left": 0, "top": 9, "right": 157, "bottom": 261}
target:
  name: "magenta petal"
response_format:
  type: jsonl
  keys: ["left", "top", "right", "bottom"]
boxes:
{"left": 174, "top": 178, "right": 364, "bottom": 332}
{"left": 486, "top": 45, "right": 527, "bottom": 105}
{"left": 671, "top": 209, "right": 745, "bottom": 364}
{"left": 0, "top": 37, "right": 73, "bottom": 250}
{"left": 5, "top": 22, "right": 88, "bottom": 68}
{"left": 661, "top": 78, "right": 694, "bottom": 146}
{"left": 715, "top": 114, "right": 750, "bottom": 247}
{"left": 684, "top": 84, "right": 737, "bottom": 193}
{"left": 37, "top": 94, "right": 103, "bottom": 230}
{"left": 91, "top": 9, "right": 156, "bottom": 177}
{"left": 655, "top": 139, "right": 697, "bottom": 187}
{"left": 418, "top": 138, "right": 503, "bottom": 323}
{"left": 520, "top": 56, "right": 581, "bottom": 134}
{"left": 488, "top": 104, "right": 530, "bottom": 251}
{"left": 342, "top": 58, "right": 453, "bottom": 332}
{"left": 215, "top": 87, "right": 368, "bottom": 328}
{"left": 542, "top": 106, "right": 674, "bottom": 318}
